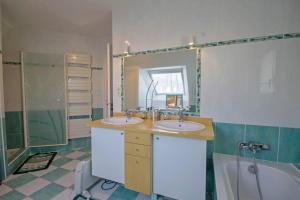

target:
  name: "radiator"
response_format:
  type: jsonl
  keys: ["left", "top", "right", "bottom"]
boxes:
{"left": 73, "top": 159, "right": 100, "bottom": 198}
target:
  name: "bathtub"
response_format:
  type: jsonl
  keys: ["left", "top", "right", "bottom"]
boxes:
{"left": 213, "top": 153, "right": 300, "bottom": 200}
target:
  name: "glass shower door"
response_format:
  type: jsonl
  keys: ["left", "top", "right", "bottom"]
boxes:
{"left": 22, "top": 52, "right": 67, "bottom": 146}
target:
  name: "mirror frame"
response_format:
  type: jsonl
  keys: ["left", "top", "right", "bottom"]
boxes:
{"left": 117, "top": 48, "right": 201, "bottom": 115}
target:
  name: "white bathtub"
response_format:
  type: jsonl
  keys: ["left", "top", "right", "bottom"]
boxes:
{"left": 213, "top": 153, "right": 300, "bottom": 200}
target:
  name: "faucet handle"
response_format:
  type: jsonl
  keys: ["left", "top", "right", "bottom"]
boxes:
{"left": 260, "top": 144, "right": 270, "bottom": 150}
{"left": 238, "top": 142, "right": 249, "bottom": 149}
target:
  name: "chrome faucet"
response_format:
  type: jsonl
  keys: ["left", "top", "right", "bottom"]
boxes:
{"left": 178, "top": 108, "right": 186, "bottom": 123}
{"left": 239, "top": 141, "right": 270, "bottom": 153}
{"left": 124, "top": 109, "right": 132, "bottom": 119}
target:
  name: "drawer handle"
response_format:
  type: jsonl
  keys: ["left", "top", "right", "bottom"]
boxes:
{"left": 135, "top": 148, "right": 139, "bottom": 152}
{"left": 135, "top": 136, "right": 139, "bottom": 139}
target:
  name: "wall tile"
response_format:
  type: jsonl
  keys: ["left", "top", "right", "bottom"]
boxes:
{"left": 0, "top": 117, "right": 7, "bottom": 180}
{"left": 92, "top": 108, "right": 103, "bottom": 120}
{"left": 206, "top": 141, "right": 214, "bottom": 160}
{"left": 0, "top": 149, "right": 6, "bottom": 180}
{"left": 214, "top": 123, "right": 245, "bottom": 155}
{"left": 245, "top": 125, "right": 279, "bottom": 161}
{"left": 278, "top": 128, "right": 300, "bottom": 163}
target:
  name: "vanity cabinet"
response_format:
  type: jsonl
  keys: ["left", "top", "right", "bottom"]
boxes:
{"left": 91, "top": 128, "right": 124, "bottom": 183}
{"left": 153, "top": 134, "right": 207, "bottom": 200}
{"left": 125, "top": 131, "right": 152, "bottom": 195}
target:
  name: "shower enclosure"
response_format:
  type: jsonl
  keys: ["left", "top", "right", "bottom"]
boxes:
{"left": 22, "top": 52, "right": 67, "bottom": 146}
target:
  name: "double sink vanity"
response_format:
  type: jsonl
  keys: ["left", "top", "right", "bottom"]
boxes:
{"left": 86, "top": 48, "right": 215, "bottom": 199}
{"left": 87, "top": 114, "right": 214, "bottom": 200}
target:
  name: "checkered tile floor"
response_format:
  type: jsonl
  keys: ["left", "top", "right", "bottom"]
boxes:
{"left": 0, "top": 147, "right": 153, "bottom": 200}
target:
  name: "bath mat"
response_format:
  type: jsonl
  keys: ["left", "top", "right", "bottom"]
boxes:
{"left": 14, "top": 152, "right": 57, "bottom": 174}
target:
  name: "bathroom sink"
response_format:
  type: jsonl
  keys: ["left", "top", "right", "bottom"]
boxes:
{"left": 101, "top": 116, "right": 144, "bottom": 125}
{"left": 154, "top": 120, "right": 206, "bottom": 132}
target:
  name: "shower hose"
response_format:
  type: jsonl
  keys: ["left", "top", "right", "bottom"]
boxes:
{"left": 236, "top": 149, "right": 263, "bottom": 200}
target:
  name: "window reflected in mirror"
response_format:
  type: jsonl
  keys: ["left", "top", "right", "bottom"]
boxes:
{"left": 166, "top": 95, "right": 183, "bottom": 108}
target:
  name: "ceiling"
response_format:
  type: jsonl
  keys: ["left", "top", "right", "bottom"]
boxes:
{"left": 1, "top": 0, "right": 112, "bottom": 38}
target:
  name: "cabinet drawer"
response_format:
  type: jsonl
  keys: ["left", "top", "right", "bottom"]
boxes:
{"left": 125, "top": 143, "right": 151, "bottom": 158}
{"left": 125, "top": 131, "right": 151, "bottom": 145}
{"left": 125, "top": 155, "right": 151, "bottom": 195}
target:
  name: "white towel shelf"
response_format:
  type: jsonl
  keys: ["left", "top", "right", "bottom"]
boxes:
{"left": 65, "top": 53, "right": 92, "bottom": 139}
{"left": 68, "top": 67, "right": 91, "bottom": 78}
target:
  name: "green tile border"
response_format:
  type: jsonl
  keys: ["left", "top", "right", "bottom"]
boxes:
{"left": 68, "top": 115, "right": 90, "bottom": 120}
{"left": 2, "top": 61, "right": 21, "bottom": 65}
{"left": 68, "top": 107, "right": 103, "bottom": 120}
{"left": 121, "top": 57, "right": 125, "bottom": 111}
{"left": 116, "top": 32, "right": 300, "bottom": 113}
{"left": 210, "top": 122, "right": 300, "bottom": 164}
{"left": 196, "top": 48, "right": 201, "bottom": 113}
{"left": 113, "top": 32, "right": 300, "bottom": 58}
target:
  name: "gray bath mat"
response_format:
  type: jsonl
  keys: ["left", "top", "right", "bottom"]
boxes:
{"left": 14, "top": 152, "right": 57, "bottom": 174}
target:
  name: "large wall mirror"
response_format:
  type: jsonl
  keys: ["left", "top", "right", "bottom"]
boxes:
{"left": 123, "top": 48, "right": 201, "bottom": 113}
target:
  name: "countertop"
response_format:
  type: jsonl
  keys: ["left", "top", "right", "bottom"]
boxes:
{"left": 86, "top": 116, "right": 215, "bottom": 141}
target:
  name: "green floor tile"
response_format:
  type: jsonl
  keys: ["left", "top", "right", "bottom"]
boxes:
{"left": 30, "top": 183, "right": 65, "bottom": 200}
{"left": 0, "top": 191, "right": 26, "bottom": 200}
{"left": 108, "top": 185, "right": 139, "bottom": 200}
{"left": 41, "top": 168, "right": 69, "bottom": 181}
{"left": 5, "top": 173, "right": 37, "bottom": 188}
{"left": 51, "top": 157, "right": 72, "bottom": 167}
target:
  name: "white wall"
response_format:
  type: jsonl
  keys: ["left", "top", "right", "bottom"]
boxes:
{"left": 3, "top": 65, "right": 22, "bottom": 111}
{"left": 2, "top": 28, "right": 111, "bottom": 111}
{"left": 112, "top": 0, "right": 300, "bottom": 127}
{"left": 201, "top": 39, "right": 300, "bottom": 128}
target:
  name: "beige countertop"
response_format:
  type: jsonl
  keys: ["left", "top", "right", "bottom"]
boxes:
{"left": 86, "top": 116, "right": 215, "bottom": 141}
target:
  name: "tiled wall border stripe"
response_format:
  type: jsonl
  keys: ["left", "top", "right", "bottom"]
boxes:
{"left": 208, "top": 122, "right": 300, "bottom": 164}
{"left": 121, "top": 57, "right": 125, "bottom": 111}
{"left": 3, "top": 61, "right": 21, "bottom": 65}
{"left": 196, "top": 48, "right": 201, "bottom": 113}
{"left": 113, "top": 32, "right": 300, "bottom": 58}
{"left": 68, "top": 115, "right": 91, "bottom": 120}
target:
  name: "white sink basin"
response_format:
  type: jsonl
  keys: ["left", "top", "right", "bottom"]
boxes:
{"left": 101, "top": 116, "right": 144, "bottom": 125}
{"left": 154, "top": 120, "right": 206, "bottom": 132}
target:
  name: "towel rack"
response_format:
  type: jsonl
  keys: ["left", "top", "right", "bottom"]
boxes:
{"left": 66, "top": 53, "right": 92, "bottom": 139}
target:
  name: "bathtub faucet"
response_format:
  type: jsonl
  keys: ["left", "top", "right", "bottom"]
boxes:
{"left": 239, "top": 142, "right": 270, "bottom": 153}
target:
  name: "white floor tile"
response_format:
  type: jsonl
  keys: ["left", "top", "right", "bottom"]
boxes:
{"left": 54, "top": 172, "right": 75, "bottom": 187}
{"left": 4, "top": 173, "right": 22, "bottom": 182}
{"left": 61, "top": 160, "right": 80, "bottom": 171}
{"left": 65, "top": 151, "right": 85, "bottom": 159}
{"left": 30, "top": 165, "right": 57, "bottom": 177}
{"left": 53, "top": 154, "right": 62, "bottom": 161}
{"left": 0, "top": 184, "right": 13, "bottom": 196}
